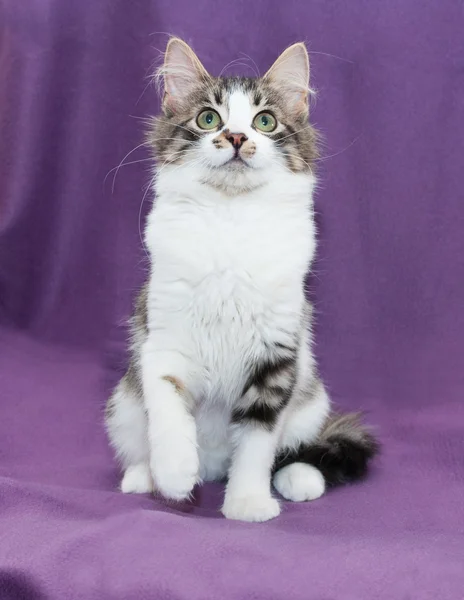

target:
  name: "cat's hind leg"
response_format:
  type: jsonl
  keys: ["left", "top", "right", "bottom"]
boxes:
{"left": 120, "top": 463, "right": 153, "bottom": 494}
{"left": 274, "top": 378, "right": 329, "bottom": 502}
{"left": 274, "top": 377, "right": 378, "bottom": 500}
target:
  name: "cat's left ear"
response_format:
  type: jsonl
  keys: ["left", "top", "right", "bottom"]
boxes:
{"left": 264, "top": 43, "right": 310, "bottom": 115}
{"left": 161, "top": 37, "right": 210, "bottom": 113}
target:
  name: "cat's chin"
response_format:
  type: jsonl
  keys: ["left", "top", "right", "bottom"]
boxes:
{"left": 223, "top": 157, "right": 250, "bottom": 170}
{"left": 200, "top": 164, "right": 267, "bottom": 196}
{"left": 208, "top": 155, "right": 251, "bottom": 173}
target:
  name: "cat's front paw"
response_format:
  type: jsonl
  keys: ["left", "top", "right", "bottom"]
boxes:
{"left": 221, "top": 494, "right": 280, "bottom": 522}
{"left": 151, "top": 442, "right": 200, "bottom": 501}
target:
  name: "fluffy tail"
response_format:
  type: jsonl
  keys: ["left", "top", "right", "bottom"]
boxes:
{"left": 274, "top": 413, "right": 379, "bottom": 486}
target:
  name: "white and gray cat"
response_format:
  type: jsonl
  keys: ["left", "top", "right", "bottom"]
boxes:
{"left": 106, "top": 38, "right": 378, "bottom": 522}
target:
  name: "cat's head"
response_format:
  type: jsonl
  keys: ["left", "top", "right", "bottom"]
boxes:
{"left": 149, "top": 38, "right": 318, "bottom": 194}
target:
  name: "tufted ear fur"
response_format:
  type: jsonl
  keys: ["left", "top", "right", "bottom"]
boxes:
{"left": 264, "top": 43, "right": 310, "bottom": 115}
{"left": 160, "top": 37, "right": 211, "bottom": 113}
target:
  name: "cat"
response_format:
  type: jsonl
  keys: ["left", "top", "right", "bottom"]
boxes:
{"left": 105, "top": 37, "right": 378, "bottom": 522}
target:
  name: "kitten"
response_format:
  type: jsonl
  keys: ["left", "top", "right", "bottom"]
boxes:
{"left": 105, "top": 38, "right": 378, "bottom": 522}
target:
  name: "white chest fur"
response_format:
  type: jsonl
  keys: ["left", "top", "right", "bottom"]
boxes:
{"left": 144, "top": 167, "right": 317, "bottom": 479}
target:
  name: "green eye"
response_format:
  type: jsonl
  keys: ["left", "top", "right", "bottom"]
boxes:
{"left": 253, "top": 112, "right": 277, "bottom": 132}
{"left": 197, "top": 109, "right": 221, "bottom": 130}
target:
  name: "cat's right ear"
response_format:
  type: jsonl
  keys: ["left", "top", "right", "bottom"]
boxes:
{"left": 160, "top": 38, "right": 210, "bottom": 113}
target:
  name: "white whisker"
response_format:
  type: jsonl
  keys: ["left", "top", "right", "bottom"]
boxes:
{"left": 135, "top": 79, "right": 154, "bottom": 106}
{"left": 104, "top": 142, "right": 149, "bottom": 192}
{"left": 315, "top": 135, "right": 362, "bottom": 162}
{"left": 219, "top": 57, "right": 250, "bottom": 77}
{"left": 238, "top": 52, "right": 260, "bottom": 77}
{"left": 275, "top": 126, "right": 313, "bottom": 143}
{"left": 105, "top": 158, "right": 153, "bottom": 178}
{"left": 309, "top": 50, "right": 354, "bottom": 64}
{"left": 220, "top": 61, "right": 256, "bottom": 76}
{"left": 157, "top": 119, "right": 200, "bottom": 137}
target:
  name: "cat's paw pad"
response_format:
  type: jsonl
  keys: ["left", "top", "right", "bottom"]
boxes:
{"left": 273, "top": 462, "right": 325, "bottom": 502}
{"left": 221, "top": 494, "right": 280, "bottom": 522}
{"left": 151, "top": 444, "right": 199, "bottom": 501}
{"left": 120, "top": 463, "right": 153, "bottom": 494}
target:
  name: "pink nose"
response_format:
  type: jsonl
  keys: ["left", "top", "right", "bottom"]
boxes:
{"left": 225, "top": 131, "right": 248, "bottom": 149}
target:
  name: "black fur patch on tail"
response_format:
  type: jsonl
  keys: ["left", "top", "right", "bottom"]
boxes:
{"left": 273, "top": 413, "right": 379, "bottom": 486}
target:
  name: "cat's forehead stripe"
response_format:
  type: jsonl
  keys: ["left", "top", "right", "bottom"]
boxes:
{"left": 213, "top": 89, "right": 223, "bottom": 105}
{"left": 209, "top": 78, "right": 273, "bottom": 113}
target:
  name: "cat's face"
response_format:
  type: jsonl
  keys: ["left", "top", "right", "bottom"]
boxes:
{"left": 150, "top": 38, "right": 318, "bottom": 194}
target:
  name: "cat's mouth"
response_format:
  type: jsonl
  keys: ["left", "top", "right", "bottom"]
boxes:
{"left": 224, "top": 153, "right": 250, "bottom": 169}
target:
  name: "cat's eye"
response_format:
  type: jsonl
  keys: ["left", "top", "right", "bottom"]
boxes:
{"left": 197, "top": 109, "right": 221, "bottom": 130}
{"left": 253, "top": 112, "right": 277, "bottom": 133}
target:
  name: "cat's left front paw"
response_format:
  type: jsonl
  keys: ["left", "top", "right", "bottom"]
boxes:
{"left": 221, "top": 494, "right": 280, "bottom": 522}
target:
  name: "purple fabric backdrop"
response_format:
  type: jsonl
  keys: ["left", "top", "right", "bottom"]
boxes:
{"left": 1, "top": 1, "right": 464, "bottom": 598}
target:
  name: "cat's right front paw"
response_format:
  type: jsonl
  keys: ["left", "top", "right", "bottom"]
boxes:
{"left": 151, "top": 443, "right": 200, "bottom": 501}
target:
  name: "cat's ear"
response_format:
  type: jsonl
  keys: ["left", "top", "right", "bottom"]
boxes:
{"left": 161, "top": 37, "right": 210, "bottom": 112}
{"left": 264, "top": 43, "right": 310, "bottom": 115}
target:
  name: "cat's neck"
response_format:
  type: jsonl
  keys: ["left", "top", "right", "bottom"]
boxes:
{"left": 154, "top": 162, "right": 316, "bottom": 207}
